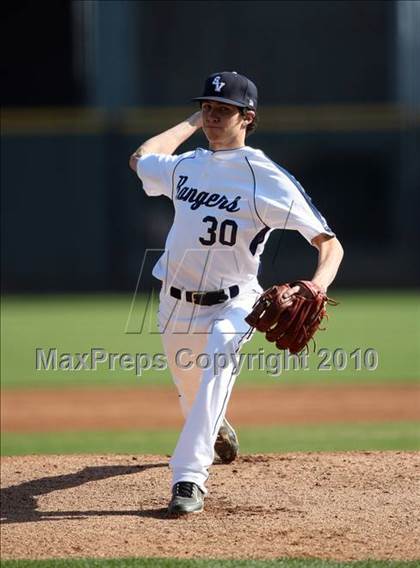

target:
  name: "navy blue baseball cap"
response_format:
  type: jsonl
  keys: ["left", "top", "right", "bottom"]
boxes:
{"left": 192, "top": 71, "right": 258, "bottom": 110}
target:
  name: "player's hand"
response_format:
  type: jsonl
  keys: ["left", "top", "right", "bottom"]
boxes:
{"left": 279, "top": 284, "right": 300, "bottom": 307}
{"left": 188, "top": 111, "right": 203, "bottom": 130}
{"left": 281, "top": 281, "right": 326, "bottom": 307}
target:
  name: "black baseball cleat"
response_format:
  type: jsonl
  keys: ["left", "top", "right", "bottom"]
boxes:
{"left": 214, "top": 418, "right": 239, "bottom": 464}
{"left": 167, "top": 482, "right": 204, "bottom": 515}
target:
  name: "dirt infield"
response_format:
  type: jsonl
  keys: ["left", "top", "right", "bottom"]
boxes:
{"left": 2, "top": 384, "right": 419, "bottom": 432}
{"left": 1, "top": 452, "right": 419, "bottom": 561}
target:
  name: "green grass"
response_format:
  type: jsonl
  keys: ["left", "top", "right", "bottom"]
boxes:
{"left": 1, "top": 558, "right": 419, "bottom": 567}
{"left": 1, "top": 291, "right": 419, "bottom": 389}
{"left": 2, "top": 422, "right": 419, "bottom": 456}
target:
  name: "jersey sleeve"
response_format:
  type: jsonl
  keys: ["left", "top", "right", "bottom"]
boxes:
{"left": 136, "top": 153, "right": 183, "bottom": 199}
{"left": 253, "top": 157, "right": 335, "bottom": 243}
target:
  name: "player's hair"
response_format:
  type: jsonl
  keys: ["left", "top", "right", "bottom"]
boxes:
{"left": 240, "top": 107, "right": 258, "bottom": 136}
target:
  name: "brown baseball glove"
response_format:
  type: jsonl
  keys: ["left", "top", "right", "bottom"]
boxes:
{"left": 245, "top": 280, "right": 337, "bottom": 354}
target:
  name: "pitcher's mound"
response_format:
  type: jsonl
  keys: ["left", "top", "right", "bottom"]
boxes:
{"left": 1, "top": 452, "right": 419, "bottom": 561}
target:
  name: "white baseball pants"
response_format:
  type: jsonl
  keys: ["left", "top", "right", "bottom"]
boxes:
{"left": 157, "top": 282, "right": 261, "bottom": 493}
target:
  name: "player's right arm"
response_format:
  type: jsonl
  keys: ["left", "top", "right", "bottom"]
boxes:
{"left": 128, "top": 111, "right": 202, "bottom": 172}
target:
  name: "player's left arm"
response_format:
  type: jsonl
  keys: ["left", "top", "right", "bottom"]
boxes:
{"left": 282, "top": 234, "right": 343, "bottom": 303}
{"left": 310, "top": 233, "right": 344, "bottom": 292}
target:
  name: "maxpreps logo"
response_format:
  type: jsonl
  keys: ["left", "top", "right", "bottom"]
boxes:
{"left": 176, "top": 176, "right": 241, "bottom": 212}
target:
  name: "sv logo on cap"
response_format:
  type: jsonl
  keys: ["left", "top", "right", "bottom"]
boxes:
{"left": 212, "top": 76, "right": 226, "bottom": 93}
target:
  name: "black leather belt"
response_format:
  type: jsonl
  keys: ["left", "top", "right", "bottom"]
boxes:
{"left": 170, "top": 285, "right": 239, "bottom": 306}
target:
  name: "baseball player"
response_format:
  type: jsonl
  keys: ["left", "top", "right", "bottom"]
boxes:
{"left": 129, "top": 71, "right": 343, "bottom": 515}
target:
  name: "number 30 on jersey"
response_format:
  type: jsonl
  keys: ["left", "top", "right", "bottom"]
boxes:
{"left": 199, "top": 216, "right": 238, "bottom": 247}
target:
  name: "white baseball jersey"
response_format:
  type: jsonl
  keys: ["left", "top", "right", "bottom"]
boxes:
{"left": 136, "top": 146, "right": 334, "bottom": 291}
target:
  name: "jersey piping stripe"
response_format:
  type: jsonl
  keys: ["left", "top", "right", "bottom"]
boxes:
{"left": 171, "top": 154, "right": 196, "bottom": 201}
{"left": 211, "top": 326, "right": 254, "bottom": 437}
{"left": 206, "top": 146, "right": 249, "bottom": 154}
{"left": 271, "top": 199, "right": 294, "bottom": 266}
{"left": 262, "top": 153, "right": 333, "bottom": 233}
{"left": 244, "top": 157, "right": 269, "bottom": 229}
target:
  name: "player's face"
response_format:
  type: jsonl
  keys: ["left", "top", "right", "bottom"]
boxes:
{"left": 201, "top": 101, "right": 248, "bottom": 149}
